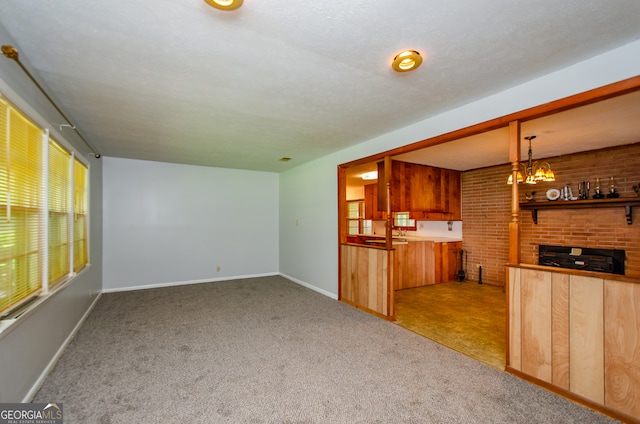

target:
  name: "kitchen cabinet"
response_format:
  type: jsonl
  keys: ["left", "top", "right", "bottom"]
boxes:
{"left": 434, "top": 241, "right": 463, "bottom": 283}
{"left": 394, "top": 240, "right": 462, "bottom": 290}
{"left": 364, "top": 183, "right": 386, "bottom": 220}
{"left": 444, "top": 241, "right": 463, "bottom": 282}
{"left": 393, "top": 241, "right": 435, "bottom": 290}
{"left": 377, "top": 160, "right": 461, "bottom": 220}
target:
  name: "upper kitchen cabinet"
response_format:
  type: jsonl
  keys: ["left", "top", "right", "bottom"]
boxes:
{"left": 377, "top": 160, "right": 461, "bottom": 220}
{"left": 364, "top": 183, "right": 386, "bottom": 221}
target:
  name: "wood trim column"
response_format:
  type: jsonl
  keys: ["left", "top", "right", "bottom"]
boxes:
{"left": 383, "top": 156, "right": 394, "bottom": 318}
{"left": 508, "top": 120, "right": 521, "bottom": 264}
{"left": 384, "top": 156, "right": 393, "bottom": 249}
{"left": 337, "top": 165, "right": 347, "bottom": 300}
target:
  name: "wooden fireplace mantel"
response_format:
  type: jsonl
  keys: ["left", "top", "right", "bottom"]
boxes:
{"left": 519, "top": 197, "right": 640, "bottom": 225}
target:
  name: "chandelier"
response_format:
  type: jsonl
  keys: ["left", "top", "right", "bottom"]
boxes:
{"left": 507, "top": 135, "right": 555, "bottom": 185}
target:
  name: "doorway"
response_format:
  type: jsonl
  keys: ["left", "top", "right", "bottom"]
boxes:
{"left": 338, "top": 78, "right": 640, "bottom": 372}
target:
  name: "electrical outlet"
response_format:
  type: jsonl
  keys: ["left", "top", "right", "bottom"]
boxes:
{"left": 216, "top": 265, "right": 220, "bottom": 272}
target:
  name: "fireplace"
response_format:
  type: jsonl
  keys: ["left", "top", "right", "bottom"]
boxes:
{"left": 538, "top": 245, "right": 625, "bottom": 275}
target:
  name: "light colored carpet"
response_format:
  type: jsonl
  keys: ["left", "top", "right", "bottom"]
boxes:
{"left": 33, "top": 276, "right": 617, "bottom": 423}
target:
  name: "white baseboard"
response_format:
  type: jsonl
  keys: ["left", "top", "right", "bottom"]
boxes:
{"left": 23, "top": 292, "right": 103, "bottom": 402}
{"left": 279, "top": 273, "right": 338, "bottom": 300}
{"left": 103, "top": 272, "right": 338, "bottom": 300}
{"left": 101, "top": 272, "right": 280, "bottom": 293}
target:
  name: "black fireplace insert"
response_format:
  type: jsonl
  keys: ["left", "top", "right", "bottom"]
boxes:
{"left": 538, "top": 245, "right": 625, "bottom": 275}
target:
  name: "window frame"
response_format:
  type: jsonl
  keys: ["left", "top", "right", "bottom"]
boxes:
{"left": 346, "top": 199, "right": 366, "bottom": 235}
{"left": 392, "top": 212, "right": 417, "bottom": 231}
{"left": 0, "top": 93, "right": 91, "bottom": 319}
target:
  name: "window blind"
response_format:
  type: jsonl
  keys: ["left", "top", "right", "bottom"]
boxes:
{"left": 0, "top": 97, "right": 45, "bottom": 314}
{"left": 73, "top": 158, "right": 88, "bottom": 272}
{"left": 48, "top": 139, "right": 71, "bottom": 285}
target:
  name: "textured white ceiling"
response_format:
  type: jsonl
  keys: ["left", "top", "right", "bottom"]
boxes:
{"left": 1, "top": 1, "right": 640, "bottom": 171}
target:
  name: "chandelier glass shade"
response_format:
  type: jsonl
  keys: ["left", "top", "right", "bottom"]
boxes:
{"left": 507, "top": 136, "right": 556, "bottom": 185}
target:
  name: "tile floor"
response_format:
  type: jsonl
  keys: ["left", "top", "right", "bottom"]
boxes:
{"left": 394, "top": 281, "right": 506, "bottom": 370}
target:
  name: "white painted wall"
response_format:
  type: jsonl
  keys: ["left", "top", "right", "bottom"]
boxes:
{"left": 102, "top": 157, "right": 279, "bottom": 291}
{"left": 279, "top": 155, "right": 339, "bottom": 297}
{"left": 279, "top": 39, "right": 640, "bottom": 297}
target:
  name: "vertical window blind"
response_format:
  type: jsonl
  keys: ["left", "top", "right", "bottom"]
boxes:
{"left": 0, "top": 96, "right": 89, "bottom": 317}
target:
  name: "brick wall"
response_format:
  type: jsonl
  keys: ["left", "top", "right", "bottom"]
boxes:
{"left": 461, "top": 142, "right": 640, "bottom": 286}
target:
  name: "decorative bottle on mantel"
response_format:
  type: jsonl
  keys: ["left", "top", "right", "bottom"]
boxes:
{"left": 593, "top": 177, "right": 605, "bottom": 199}
{"left": 607, "top": 176, "right": 620, "bottom": 198}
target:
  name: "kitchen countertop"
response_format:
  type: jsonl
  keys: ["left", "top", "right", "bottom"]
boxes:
{"left": 356, "top": 234, "right": 462, "bottom": 243}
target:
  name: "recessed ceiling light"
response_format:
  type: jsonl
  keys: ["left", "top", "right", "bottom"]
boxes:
{"left": 204, "top": 0, "right": 243, "bottom": 10}
{"left": 392, "top": 50, "right": 423, "bottom": 72}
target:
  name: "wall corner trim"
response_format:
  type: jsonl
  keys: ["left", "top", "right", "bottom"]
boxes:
{"left": 279, "top": 273, "right": 338, "bottom": 300}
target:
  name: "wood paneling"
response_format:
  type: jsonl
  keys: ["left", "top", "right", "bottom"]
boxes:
{"left": 340, "top": 244, "right": 390, "bottom": 316}
{"left": 551, "top": 273, "right": 570, "bottom": 390}
{"left": 507, "top": 265, "right": 640, "bottom": 422}
{"left": 508, "top": 266, "right": 522, "bottom": 370}
{"left": 605, "top": 279, "right": 640, "bottom": 418}
{"left": 521, "top": 268, "right": 552, "bottom": 383}
{"left": 569, "top": 275, "right": 604, "bottom": 404}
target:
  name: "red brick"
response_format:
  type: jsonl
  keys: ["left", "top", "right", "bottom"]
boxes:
{"left": 462, "top": 141, "right": 640, "bottom": 284}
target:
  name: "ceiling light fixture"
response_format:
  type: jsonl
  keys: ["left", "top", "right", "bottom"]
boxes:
{"left": 204, "top": 0, "right": 243, "bottom": 10}
{"left": 507, "top": 135, "right": 556, "bottom": 185}
{"left": 361, "top": 171, "right": 378, "bottom": 180}
{"left": 392, "top": 50, "right": 423, "bottom": 72}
